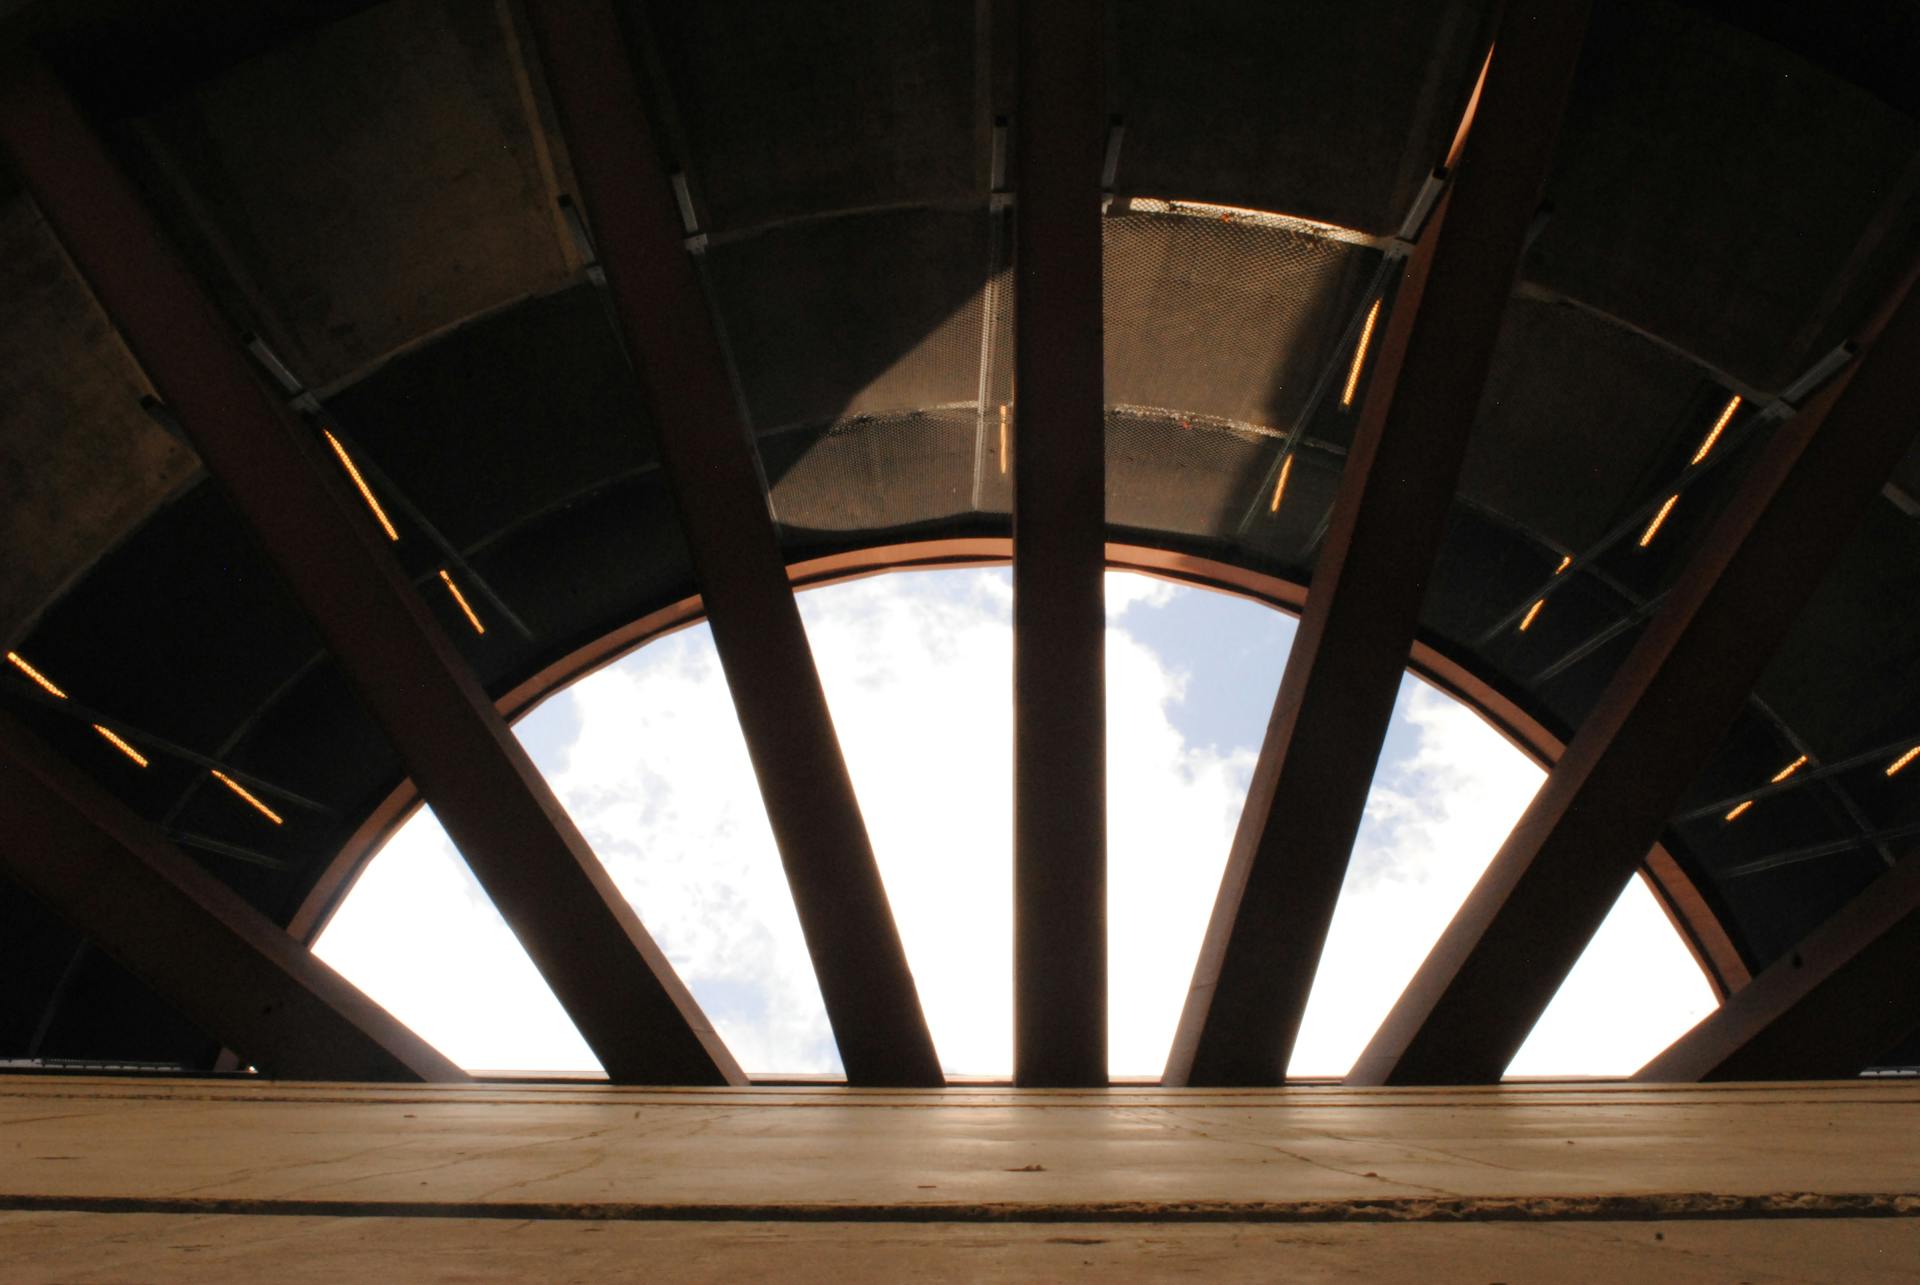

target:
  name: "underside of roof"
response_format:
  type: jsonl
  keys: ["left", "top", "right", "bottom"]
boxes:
{"left": 1, "top": 0, "right": 1916, "bottom": 1078}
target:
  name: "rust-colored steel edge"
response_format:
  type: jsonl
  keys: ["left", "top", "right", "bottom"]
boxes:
{"left": 521, "top": 0, "right": 941, "bottom": 1086}
{"left": 1349, "top": 259, "right": 1920, "bottom": 1087}
{"left": 290, "top": 541, "right": 1747, "bottom": 1065}
{"left": 1166, "top": 0, "right": 1594, "bottom": 1088}
{"left": 0, "top": 708, "right": 465, "bottom": 1083}
{"left": 1637, "top": 850, "right": 1920, "bottom": 1081}
{"left": 1011, "top": 0, "right": 1109, "bottom": 1089}
{"left": 0, "top": 58, "right": 742, "bottom": 1088}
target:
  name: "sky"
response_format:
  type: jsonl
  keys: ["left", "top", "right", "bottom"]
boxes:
{"left": 313, "top": 569, "right": 1716, "bottom": 1079}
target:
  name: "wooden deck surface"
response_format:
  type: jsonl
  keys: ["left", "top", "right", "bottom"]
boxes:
{"left": 2, "top": 1078, "right": 1915, "bottom": 1279}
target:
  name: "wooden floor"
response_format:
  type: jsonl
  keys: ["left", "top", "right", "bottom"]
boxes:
{"left": 2, "top": 1077, "right": 1916, "bottom": 1279}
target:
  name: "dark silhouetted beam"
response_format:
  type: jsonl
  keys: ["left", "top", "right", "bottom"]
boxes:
{"left": 1164, "top": 2, "right": 1591, "bottom": 1087}
{"left": 1637, "top": 852, "right": 1920, "bottom": 1081}
{"left": 521, "top": 0, "right": 942, "bottom": 1086}
{"left": 0, "top": 60, "right": 742, "bottom": 1086}
{"left": 1349, "top": 266, "right": 1920, "bottom": 1087}
{"left": 1008, "top": 0, "right": 1107, "bottom": 1087}
{"left": 0, "top": 709, "right": 463, "bottom": 1082}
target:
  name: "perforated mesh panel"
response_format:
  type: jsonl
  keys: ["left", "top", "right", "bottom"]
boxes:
{"left": 1105, "top": 408, "right": 1277, "bottom": 542}
{"left": 1104, "top": 208, "right": 1379, "bottom": 431}
{"left": 706, "top": 208, "right": 992, "bottom": 436}
{"left": 765, "top": 408, "right": 981, "bottom": 544}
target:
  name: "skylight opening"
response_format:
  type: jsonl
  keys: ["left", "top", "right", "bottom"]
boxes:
{"left": 315, "top": 568, "right": 1718, "bottom": 1080}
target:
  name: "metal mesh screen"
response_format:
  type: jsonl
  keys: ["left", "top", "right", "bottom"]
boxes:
{"left": 1103, "top": 206, "right": 1380, "bottom": 430}
{"left": 705, "top": 208, "right": 992, "bottom": 437}
{"left": 764, "top": 408, "right": 982, "bottom": 542}
{"left": 1103, "top": 206, "right": 1380, "bottom": 548}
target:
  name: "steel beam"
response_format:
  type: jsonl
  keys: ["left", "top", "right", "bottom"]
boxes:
{"left": 0, "top": 59, "right": 743, "bottom": 1086}
{"left": 1348, "top": 266, "right": 1920, "bottom": 1087}
{"left": 1164, "top": 2, "right": 1591, "bottom": 1086}
{"left": 0, "top": 709, "right": 463, "bottom": 1082}
{"left": 1008, "top": 0, "right": 1107, "bottom": 1087}
{"left": 1637, "top": 852, "right": 1920, "bottom": 1080}
{"left": 521, "top": 0, "right": 941, "bottom": 1086}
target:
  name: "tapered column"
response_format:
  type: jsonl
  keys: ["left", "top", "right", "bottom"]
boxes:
{"left": 522, "top": 0, "right": 942, "bottom": 1085}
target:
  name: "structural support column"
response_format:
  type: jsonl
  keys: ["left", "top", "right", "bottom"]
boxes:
{"left": 1349, "top": 266, "right": 1920, "bottom": 1086}
{"left": 0, "top": 59, "right": 743, "bottom": 1087}
{"left": 1165, "top": 1, "right": 1591, "bottom": 1086}
{"left": 1010, "top": 0, "right": 1108, "bottom": 1087}
{"left": 1637, "top": 852, "right": 1920, "bottom": 1081}
{"left": 522, "top": 0, "right": 942, "bottom": 1085}
{"left": 0, "top": 710, "right": 463, "bottom": 1083}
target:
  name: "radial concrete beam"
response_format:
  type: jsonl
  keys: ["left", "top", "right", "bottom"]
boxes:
{"left": 1637, "top": 852, "right": 1920, "bottom": 1082}
{"left": 1165, "top": 1, "right": 1592, "bottom": 1086}
{"left": 0, "top": 58, "right": 743, "bottom": 1086}
{"left": 1348, "top": 265, "right": 1920, "bottom": 1087}
{"left": 0, "top": 709, "right": 463, "bottom": 1082}
{"left": 521, "top": 0, "right": 942, "bottom": 1086}
{"left": 1007, "top": 0, "right": 1108, "bottom": 1088}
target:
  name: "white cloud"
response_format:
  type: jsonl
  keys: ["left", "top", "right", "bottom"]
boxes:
{"left": 1290, "top": 681, "right": 1718, "bottom": 1077}
{"left": 317, "top": 571, "right": 1717, "bottom": 1082}
{"left": 1105, "top": 570, "right": 1178, "bottom": 620}
{"left": 312, "top": 811, "right": 601, "bottom": 1074}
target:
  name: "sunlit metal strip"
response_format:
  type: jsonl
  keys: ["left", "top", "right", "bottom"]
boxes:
{"left": 1268, "top": 453, "right": 1293, "bottom": 511}
{"left": 210, "top": 769, "right": 285, "bottom": 826}
{"left": 1690, "top": 394, "right": 1743, "bottom": 465}
{"left": 1724, "top": 755, "right": 1811, "bottom": 822}
{"left": 1472, "top": 383, "right": 1825, "bottom": 645}
{"left": 1638, "top": 493, "right": 1680, "bottom": 547}
{"left": 1340, "top": 298, "right": 1383, "bottom": 408}
{"left": 0, "top": 679, "right": 337, "bottom": 816}
{"left": 1516, "top": 554, "right": 1573, "bottom": 632}
{"left": 438, "top": 569, "right": 486, "bottom": 635}
{"left": 0, "top": 706, "right": 462, "bottom": 1081}
{"left": 322, "top": 429, "right": 400, "bottom": 541}
{"left": 316, "top": 420, "right": 534, "bottom": 641}
{"left": 1236, "top": 253, "right": 1402, "bottom": 537}
{"left": 5, "top": 652, "right": 68, "bottom": 699}
{"left": 1676, "top": 732, "right": 1920, "bottom": 822}
{"left": 92, "top": 724, "right": 148, "bottom": 767}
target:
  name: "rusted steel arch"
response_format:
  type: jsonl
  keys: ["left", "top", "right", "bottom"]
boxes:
{"left": 0, "top": 57, "right": 742, "bottom": 1088}
{"left": 1165, "top": 0, "right": 1593, "bottom": 1087}
{"left": 521, "top": 0, "right": 942, "bottom": 1086}
{"left": 1009, "top": 0, "right": 1109, "bottom": 1088}
{"left": 1349, "top": 257, "right": 1920, "bottom": 1087}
